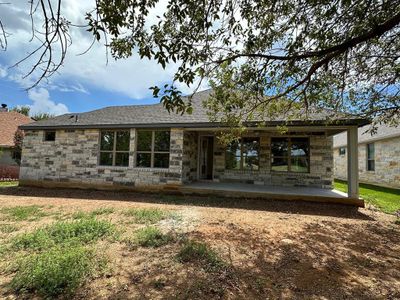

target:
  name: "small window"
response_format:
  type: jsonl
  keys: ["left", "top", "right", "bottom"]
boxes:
{"left": 339, "top": 147, "right": 346, "bottom": 156}
{"left": 136, "top": 130, "right": 170, "bottom": 168}
{"left": 225, "top": 137, "right": 260, "bottom": 170}
{"left": 99, "top": 130, "right": 130, "bottom": 166}
{"left": 366, "top": 143, "right": 375, "bottom": 171}
{"left": 271, "top": 137, "right": 310, "bottom": 173}
{"left": 44, "top": 131, "right": 56, "bottom": 141}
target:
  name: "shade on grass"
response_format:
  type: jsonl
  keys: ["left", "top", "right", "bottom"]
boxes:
{"left": 334, "top": 179, "right": 400, "bottom": 214}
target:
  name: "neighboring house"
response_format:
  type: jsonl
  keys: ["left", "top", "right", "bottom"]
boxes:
{"left": 19, "top": 90, "right": 368, "bottom": 204}
{"left": 0, "top": 105, "right": 33, "bottom": 178}
{"left": 333, "top": 124, "right": 400, "bottom": 189}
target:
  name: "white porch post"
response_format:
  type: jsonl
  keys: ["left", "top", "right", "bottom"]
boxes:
{"left": 347, "top": 126, "right": 359, "bottom": 199}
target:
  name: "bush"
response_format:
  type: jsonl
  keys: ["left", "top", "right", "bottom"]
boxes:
{"left": 129, "top": 227, "right": 173, "bottom": 248}
{"left": 177, "top": 240, "right": 225, "bottom": 271}
{"left": 11, "top": 245, "right": 103, "bottom": 297}
{"left": 0, "top": 165, "right": 19, "bottom": 181}
{"left": 1, "top": 205, "right": 46, "bottom": 221}
{"left": 13, "top": 218, "right": 115, "bottom": 251}
{"left": 122, "top": 208, "right": 168, "bottom": 224}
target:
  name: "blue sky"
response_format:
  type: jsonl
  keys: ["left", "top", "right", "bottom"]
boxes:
{"left": 0, "top": 1, "right": 202, "bottom": 115}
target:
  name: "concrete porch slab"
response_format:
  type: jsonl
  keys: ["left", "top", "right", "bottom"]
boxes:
{"left": 180, "top": 182, "right": 364, "bottom": 207}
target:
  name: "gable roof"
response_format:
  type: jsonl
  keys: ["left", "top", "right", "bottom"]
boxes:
{"left": 0, "top": 111, "right": 33, "bottom": 147}
{"left": 20, "top": 89, "right": 369, "bottom": 130}
{"left": 333, "top": 124, "right": 400, "bottom": 148}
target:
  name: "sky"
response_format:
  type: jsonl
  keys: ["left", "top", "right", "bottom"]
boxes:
{"left": 0, "top": 0, "right": 201, "bottom": 116}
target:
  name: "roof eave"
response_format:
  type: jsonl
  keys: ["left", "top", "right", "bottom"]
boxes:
{"left": 19, "top": 118, "right": 370, "bottom": 130}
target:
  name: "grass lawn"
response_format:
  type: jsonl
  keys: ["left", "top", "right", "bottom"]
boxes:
{"left": 334, "top": 179, "right": 400, "bottom": 214}
{"left": 0, "top": 181, "right": 19, "bottom": 187}
{"left": 0, "top": 188, "right": 399, "bottom": 299}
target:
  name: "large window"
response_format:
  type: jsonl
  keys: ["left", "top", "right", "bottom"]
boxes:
{"left": 366, "top": 143, "right": 375, "bottom": 171}
{"left": 99, "top": 130, "right": 130, "bottom": 166}
{"left": 225, "top": 137, "right": 260, "bottom": 170}
{"left": 136, "top": 130, "right": 170, "bottom": 168}
{"left": 271, "top": 137, "right": 309, "bottom": 172}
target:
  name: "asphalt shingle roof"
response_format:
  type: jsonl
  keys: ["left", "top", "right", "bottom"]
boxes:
{"left": 20, "top": 89, "right": 369, "bottom": 130}
{"left": 333, "top": 124, "right": 400, "bottom": 148}
{"left": 0, "top": 111, "right": 33, "bottom": 147}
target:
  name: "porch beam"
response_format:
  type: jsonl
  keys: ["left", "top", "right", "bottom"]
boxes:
{"left": 347, "top": 126, "right": 359, "bottom": 199}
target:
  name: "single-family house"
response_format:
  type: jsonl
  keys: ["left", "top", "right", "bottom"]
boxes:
{"left": 19, "top": 90, "right": 369, "bottom": 205}
{"left": 334, "top": 124, "right": 400, "bottom": 189}
{"left": 0, "top": 104, "right": 33, "bottom": 178}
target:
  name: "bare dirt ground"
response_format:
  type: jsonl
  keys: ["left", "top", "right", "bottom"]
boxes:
{"left": 0, "top": 186, "right": 399, "bottom": 300}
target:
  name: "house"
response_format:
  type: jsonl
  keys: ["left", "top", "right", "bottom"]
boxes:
{"left": 333, "top": 124, "right": 400, "bottom": 189}
{"left": 19, "top": 90, "right": 369, "bottom": 205}
{"left": 0, "top": 105, "right": 33, "bottom": 178}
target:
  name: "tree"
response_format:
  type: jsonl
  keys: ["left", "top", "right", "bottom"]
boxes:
{"left": 31, "top": 113, "right": 55, "bottom": 121}
{"left": 13, "top": 129, "right": 24, "bottom": 165}
{"left": 1, "top": 1, "right": 399, "bottom": 129}
{"left": 11, "top": 106, "right": 30, "bottom": 116}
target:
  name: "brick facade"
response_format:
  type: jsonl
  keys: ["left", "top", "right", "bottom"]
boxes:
{"left": 20, "top": 128, "right": 334, "bottom": 189}
{"left": 334, "top": 136, "right": 400, "bottom": 189}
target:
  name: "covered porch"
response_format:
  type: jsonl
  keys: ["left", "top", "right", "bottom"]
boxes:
{"left": 179, "top": 181, "right": 364, "bottom": 207}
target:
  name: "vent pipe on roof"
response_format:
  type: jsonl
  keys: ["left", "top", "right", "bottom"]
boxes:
{"left": 0, "top": 103, "right": 8, "bottom": 112}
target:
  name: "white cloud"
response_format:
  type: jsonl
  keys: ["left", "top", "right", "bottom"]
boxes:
{"left": 0, "top": 65, "right": 7, "bottom": 78}
{"left": 0, "top": 0, "right": 197, "bottom": 101}
{"left": 27, "top": 87, "right": 69, "bottom": 115}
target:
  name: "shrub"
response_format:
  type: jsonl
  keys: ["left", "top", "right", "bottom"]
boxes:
{"left": 129, "top": 227, "right": 173, "bottom": 248}
{"left": 177, "top": 240, "right": 225, "bottom": 271}
{"left": 13, "top": 218, "right": 115, "bottom": 251}
{"left": 1, "top": 205, "right": 46, "bottom": 221}
{"left": 122, "top": 208, "right": 168, "bottom": 224}
{"left": 11, "top": 245, "right": 104, "bottom": 297}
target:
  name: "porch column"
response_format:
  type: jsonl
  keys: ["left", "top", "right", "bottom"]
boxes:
{"left": 347, "top": 126, "right": 359, "bottom": 199}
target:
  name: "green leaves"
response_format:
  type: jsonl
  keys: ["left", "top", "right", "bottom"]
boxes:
{"left": 87, "top": 0, "right": 400, "bottom": 128}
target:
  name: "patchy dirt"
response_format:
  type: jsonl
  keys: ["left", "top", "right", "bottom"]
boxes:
{"left": 0, "top": 186, "right": 399, "bottom": 300}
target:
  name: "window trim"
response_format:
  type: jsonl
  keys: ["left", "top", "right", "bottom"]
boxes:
{"left": 135, "top": 129, "right": 170, "bottom": 169}
{"left": 98, "top": 130, "right": 130, "bottom": 167}
{"left": 225, "top": 137, "right": 260, "bottom": 171}
{"left": 43, "top": 130, "right": 56, "bottom": 142}
{"left": 270, "top": 136, "right": 310, "bottom": 173}
{"left": 366, "top": 143, "right": 375, "bottom": 172}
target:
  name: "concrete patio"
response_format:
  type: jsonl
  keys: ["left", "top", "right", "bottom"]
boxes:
{"left": 179, "top": 182, "right": 364, "bottom": 207}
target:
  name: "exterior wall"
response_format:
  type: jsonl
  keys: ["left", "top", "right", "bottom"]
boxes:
{"left": 20, "top": 128, "right": 184, "bottom": 189}
{"left": 212, "top": 131, "right": 333, "bottom": 189}
{"left": 334, "top": 136, "right": 400, "bottom": 188}
{"left": 20, "top": 128, "right": 334, "bottom": 190}
{"left": 0, "top": 147, "right": 18, "bottom": 166}
{"left": 182, "top": 131, "right": 198, "bottom": 182}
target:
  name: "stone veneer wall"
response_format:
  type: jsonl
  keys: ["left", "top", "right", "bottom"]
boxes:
{"left": 212, "top": 131, "right": 333, "bottom": 189}
{"left": 182, "top": 131, "right": 198, "bottom": 182}
{"left": 20, "top": 128, "right": 184, "bottom": 189}
{"left": 334, "top": 136, "right": 400, "bottom": 188}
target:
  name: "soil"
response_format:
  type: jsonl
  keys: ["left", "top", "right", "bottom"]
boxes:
{"left": 0, "top": 186, "right": 399, "bottom": 300}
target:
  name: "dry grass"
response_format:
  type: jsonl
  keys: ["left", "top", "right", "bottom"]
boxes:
{"left": 0, "top": 186, "right": 399, "bottom": 299}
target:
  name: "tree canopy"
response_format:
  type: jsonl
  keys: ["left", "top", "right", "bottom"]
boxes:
{"left": 1, "top": 0, "right": 399, "bottom": 129}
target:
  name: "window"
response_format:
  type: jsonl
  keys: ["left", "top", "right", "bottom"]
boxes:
{"left": 339, "top": 147, "right": 346, "bottom": 156}
{"left": 99, "top": 130, "right": 130, "bottom": 166}
{"left": 271, "top": 137, "right": 309, "bottom": 172}
{"left": 44, "top": 131, "right": 56, "bottom": 141}
{"left": 136, "top": 130, "right": 170, "bottom": 168}
{"left": 366, "top": 143, "right": 375, "bottom": 171}
{"left": 225, "top": 137, "right": 260, "bottom": 170}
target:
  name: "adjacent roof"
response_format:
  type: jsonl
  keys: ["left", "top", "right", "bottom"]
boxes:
{"left": 0, "top": 111, "right": 33, "bottom": 147}
{"left": 20, "top": 89, "right": 369, "bottom": 130}
{"left": 333, "top": 124, "right": 400, "bottom": 148}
